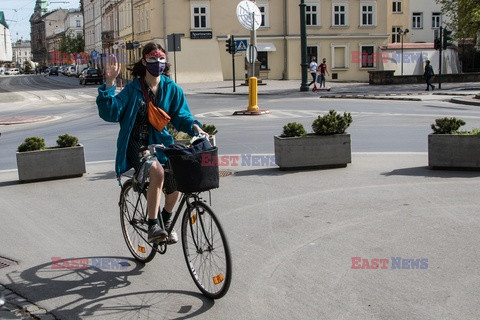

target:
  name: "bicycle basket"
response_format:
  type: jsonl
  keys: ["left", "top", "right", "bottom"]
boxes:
{"left": 166, "top": 147, "right": 219, "bottom": 193}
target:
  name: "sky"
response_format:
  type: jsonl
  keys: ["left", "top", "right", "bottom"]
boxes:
{"left": 1, "top": 0, "right": 81, "bottom": 42}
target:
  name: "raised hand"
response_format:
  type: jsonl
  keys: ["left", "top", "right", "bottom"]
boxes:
{"left": 104, "top": 54, "right": 121, "bottom": 88}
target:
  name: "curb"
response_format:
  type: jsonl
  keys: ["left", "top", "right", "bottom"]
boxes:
{"left": 1, "top": 284, "right": 56, "bottom": 320}
{"left": 319, "top": 93, "right": 425, "bottom": 101}
{"left": 450, "top": 97, "right": 480, "bottom": 107}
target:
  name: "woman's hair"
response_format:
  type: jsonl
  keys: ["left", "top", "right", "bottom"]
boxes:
{"left": 128, "top": 42, "right": 171, "bottom": 78}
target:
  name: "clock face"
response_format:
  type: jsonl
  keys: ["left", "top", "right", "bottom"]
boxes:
{"left": 236, "top": 1, "right": 262, "bottom": 31}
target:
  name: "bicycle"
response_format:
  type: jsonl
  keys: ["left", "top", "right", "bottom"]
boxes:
{"left": 118, "top": 143, "right": 232, "bottom": 299}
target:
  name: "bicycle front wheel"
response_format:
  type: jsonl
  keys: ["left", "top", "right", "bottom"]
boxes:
{"left": 120, "top": 179, "right": 157, "bottom": 263}
{"left": 181, "top": 200, "right": 232, "bottom": 299}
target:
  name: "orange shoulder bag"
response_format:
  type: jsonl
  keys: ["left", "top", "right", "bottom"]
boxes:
{"left": 140, "top": 79, "right": 171, "bottom": 131}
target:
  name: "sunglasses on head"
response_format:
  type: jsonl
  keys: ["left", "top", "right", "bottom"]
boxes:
{"left": 145, "top": 56, "right": 166, "bottom": 63}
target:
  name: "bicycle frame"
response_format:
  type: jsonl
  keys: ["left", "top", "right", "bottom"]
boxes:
{"left": 125, "top": 179, "right": 203, "bottom": 254}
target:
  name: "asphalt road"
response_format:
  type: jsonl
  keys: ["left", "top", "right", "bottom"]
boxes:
{"left": 1, "top": 75, "right": 480, "bottom": 319}
{"left": 2, "top": 74, "right": 480, "bottom": 170}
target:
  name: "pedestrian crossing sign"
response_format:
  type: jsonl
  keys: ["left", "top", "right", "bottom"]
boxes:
{"left": 235, "top": 40, "right": 248, "bottom": 52}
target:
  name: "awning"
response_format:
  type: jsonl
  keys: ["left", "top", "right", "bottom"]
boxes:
{"left": 257, "top": 42, "right": 277, "bottom": 52}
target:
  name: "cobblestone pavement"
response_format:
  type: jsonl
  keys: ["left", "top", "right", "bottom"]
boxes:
{"left": 1, "top": 284, "right": 55, "bottom": 320}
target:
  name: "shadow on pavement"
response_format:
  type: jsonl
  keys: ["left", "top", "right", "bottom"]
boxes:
{"left": 381, "top": 166, "right": 480, "bottom": 178}
{"left": 0, "top": 180, "right": 20, "bottom": 188}
{"left": 423, "top": 104, "right": 471, "bottom": 111}
{"left": 5, "top": 256, "right": 214, "bottom": 319}
{"left": 86, "top": 170, "right": 117, "bottom": 181}
{"left": 233, "top": 165, "right": 348, "bottom": 177}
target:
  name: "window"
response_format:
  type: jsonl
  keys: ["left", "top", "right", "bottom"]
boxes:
{"left": 432, "top": 13, "right": 441, "bottom": 28}
{"left": 259, "top": 6, "right": 266, "bottom": 27}
{"left": 361, "top": 4, "right": 375, "bottom": 26}
{"left": 306, "top": 5, "right": 319, "bottom": 26}
{"left": 332, "top": 45, "right": 348, "bottom": 69}
{"left": 392, "top": 1, "right": 402, "bottom": 13}
{"left": 392, "top": 26, "right": 401, "bottom": 43}
{"left": 361, "top": 46, "right": 374, "bottom": 68}
{"left": 333, "top": 4, "right": 347, "bottom": 26}
{"left": 192, "top": 4, "right": 209, "bottom": 29}
{"left": 307, "top": 46, "right": 318, "bottom": 63}
{"left": 412, "top": 13, "right": 422, "bottom": 29}
{"left": 258, "top": 52, "right": 268, "bottom": 70}
{"left": 76, "top": 20, "right": 81, "bottom": 28}
{"left": 256, "top": 2, "right": 269, "bottom": 27}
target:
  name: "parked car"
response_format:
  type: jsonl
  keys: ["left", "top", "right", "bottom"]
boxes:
{"left": 79, "top": 68, "right": 103, "bottom": 85}
{"left": 75, "top": 64, "right": 89, "bottom": 77}
{"left": 49, "top": 67, "right": 59, "bottom": 76}
{"left": 66, "top": 66, "right": 76, "bottom": 76}
{"left": 5, "top": 68, "right": 20, "bottom": 75}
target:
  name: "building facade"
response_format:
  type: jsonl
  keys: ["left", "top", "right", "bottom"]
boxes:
{"left": 0, "top": 11, "right": 13, "bottom": 63}
{"left": 30, "top": 0, "right": 49, "bottom": 65}
{"left": 44, "top": 9, "right": 69, "bottom": 65}
{"left": 65, "top": 9, "right": 84, "bottom": 39}
{"left": 12, "top": 40, "right": 33, "bottom": 67}
{"left": 409, "top": 0, "right": 446, "bottom": 43}
{"left": 86, "top": 0, "right": 412, "bottom": 83}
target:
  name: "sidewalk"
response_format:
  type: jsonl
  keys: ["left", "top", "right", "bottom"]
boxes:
{"left": 1, "top": 155, "right": 480, "bottom": 319}
{"left": 174, "top": 80, "right": 480, "bottom": 105}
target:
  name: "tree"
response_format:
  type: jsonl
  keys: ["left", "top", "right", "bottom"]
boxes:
{"left": 435, "top": 0, "right": 480, "bottom": 42}
{"left": 59, "top": 33, "right": 85, "bottom": 60}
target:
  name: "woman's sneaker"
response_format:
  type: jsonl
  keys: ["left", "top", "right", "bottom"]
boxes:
{"left": 166, "top": 226, "right": 178, "bottom": 244}
{"left": 162, "top": 209, "right": 178, "bottom": 244}
{"left": 148, "top": 224, "right": 168, "bottom": 243}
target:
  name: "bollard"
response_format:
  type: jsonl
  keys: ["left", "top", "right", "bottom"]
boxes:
{"left": 247, "top": 77, "right": 259, "bottom": 111}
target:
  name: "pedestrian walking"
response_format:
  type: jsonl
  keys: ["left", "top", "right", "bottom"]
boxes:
{"left": 424, "top": 60, "right": 435, "bottom": 91}
{"left": 308, "top": 57, "right": 318, "bottom": 91}
{"left": 318, "top": 58, "right": 329, "bottom": 88}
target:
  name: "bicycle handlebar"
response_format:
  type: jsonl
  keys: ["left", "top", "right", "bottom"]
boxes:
{"left": 147, "top": 134, "right": 208, "bottom": 154}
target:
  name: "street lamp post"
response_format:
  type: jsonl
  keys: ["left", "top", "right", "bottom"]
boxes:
{"left": 299, "top": 0, "right": 309, "bottom": 91}
{"left": 399, "top": 28, "right": 409, "bottom": 76}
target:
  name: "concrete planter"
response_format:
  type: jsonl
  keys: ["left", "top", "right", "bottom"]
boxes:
{"left": 274, "top": 134, "right": 351, "bottom": 169}
{"left": 16, "top": 144, "right": 86, "bottom": 182}
{"left": 428, "top": 134, "right": 480, "bottom": 169}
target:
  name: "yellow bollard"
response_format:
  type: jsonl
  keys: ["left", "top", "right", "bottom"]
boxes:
{"left": 247, "top": 77, "right": 259, "bottom": 111}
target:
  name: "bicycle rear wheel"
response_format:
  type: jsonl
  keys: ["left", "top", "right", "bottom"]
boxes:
{"left": 120, "top": 179, "right": 157, "bottom": 263}
{"left": 181, "top": 200, "right": 232, "bottom": 299}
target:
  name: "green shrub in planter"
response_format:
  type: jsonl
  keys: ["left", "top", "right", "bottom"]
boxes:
{"left": 17, "top": 137, "right": 46, "bottom": 152}
{"left": 312, "top": 110, "right": 352, "bottom": 135}
{"left": 56, "top": 134, "right": 79, "bottom": 148}
{"left": 167, "top": 123, "right": 218, "bottom": 140}
{"left": 202, "top": 124, "right": 218, "bottom": 136}
{"left": 431, "top": 117, "right": 466, "bottom": 134}
{"left": 280, "top": 122, "right": 307, "bottom": 137}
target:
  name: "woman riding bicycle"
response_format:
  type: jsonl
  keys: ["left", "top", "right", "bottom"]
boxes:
{"left": 96, "top": 42, "right": 208, "bottom": 244}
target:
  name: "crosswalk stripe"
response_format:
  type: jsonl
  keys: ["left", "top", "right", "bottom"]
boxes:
{"left": 79, "top": 94, "right": 95, "bottom": 99}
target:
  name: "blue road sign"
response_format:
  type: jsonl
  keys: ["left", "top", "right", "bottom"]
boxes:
{"left": 235, "top": 40, "right": 248, "bottom": 52}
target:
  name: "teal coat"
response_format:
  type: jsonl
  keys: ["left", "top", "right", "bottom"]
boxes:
{"left": 97, "top": 76, "right": 201, "bottom": 177}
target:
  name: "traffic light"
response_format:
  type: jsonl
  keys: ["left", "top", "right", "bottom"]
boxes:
{"left": 225, "top": 35, "right": 236, "bottom": 54}
{"left": 434, "top": 37, "right": 441, "bottom": 50}
{"left": 443, "top": 28, "right": 453, "bottom": 49}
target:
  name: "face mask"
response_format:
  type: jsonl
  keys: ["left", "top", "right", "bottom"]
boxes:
{"left": 146, "top": 61, "right": 165, "bottom": 77}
